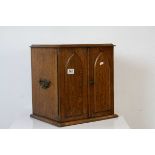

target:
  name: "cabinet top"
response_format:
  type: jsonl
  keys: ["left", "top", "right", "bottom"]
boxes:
{"left": 30, "top": 44, "right": 115, "bottom": 48}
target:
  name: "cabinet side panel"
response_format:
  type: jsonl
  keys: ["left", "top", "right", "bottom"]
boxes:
{"left": 31, "top": 48, "right": 58, "bottom": 120}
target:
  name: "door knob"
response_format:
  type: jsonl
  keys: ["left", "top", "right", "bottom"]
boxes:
{"left": 89, "top": 80, "right": 94, "bottom": 85}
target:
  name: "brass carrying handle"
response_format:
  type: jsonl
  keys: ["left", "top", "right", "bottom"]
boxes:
{"left": 39, "top": 79, "right": 51, "bottom": 89}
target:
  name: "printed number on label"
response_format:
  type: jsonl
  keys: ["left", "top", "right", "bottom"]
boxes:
{"left": 67, "top": 69, "right": 74, "bottom": 74}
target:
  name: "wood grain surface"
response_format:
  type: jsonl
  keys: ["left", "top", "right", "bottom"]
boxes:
{"left": 31, "top": 45, "right": 117, "bottom": 127}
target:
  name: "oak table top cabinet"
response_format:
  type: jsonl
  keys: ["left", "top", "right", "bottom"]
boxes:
{"left": 30, "top": 44, "right": 118, "bottom": 127}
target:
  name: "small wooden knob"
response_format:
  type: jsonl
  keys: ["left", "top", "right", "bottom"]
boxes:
{"left": 89, "top": 80, "right": 94, "bottom": 85}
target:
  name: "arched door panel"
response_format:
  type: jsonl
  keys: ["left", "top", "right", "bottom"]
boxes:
{"left": 59, "top": 48, "right": 88, "bottom": 121}
{"left": 89, "top": 47, "right": 114, "bottom": 117}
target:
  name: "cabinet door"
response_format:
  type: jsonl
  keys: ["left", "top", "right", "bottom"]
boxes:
{"left": 58, "top": 48, "right": 88, "bottom": 121}
{"left": 88, "top": 47, "right": 114, "bottom": 117}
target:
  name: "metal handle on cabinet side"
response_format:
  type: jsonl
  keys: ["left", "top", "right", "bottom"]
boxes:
{"left": 39, "top": 79, "right": 51, "bottom": 89}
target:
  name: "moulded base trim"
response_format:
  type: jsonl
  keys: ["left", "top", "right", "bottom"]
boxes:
{"left": 30, "top": 114, "right": 119, "bottom": 127}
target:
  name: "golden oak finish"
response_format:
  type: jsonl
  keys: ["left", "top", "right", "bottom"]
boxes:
{"left": 89, "top": 47, "right": 114, "bottom": 117}
{"left": 58, "top": 48, "right": 88, "bottom": 122}
{"left": 30, "top": 114, "right": 118, "bottom": 127}
{"left": 31, "top": 48, "right": 59, "bottom": 121}
{"left": 30, "top": 44, "right": 118, "bottom": 127}
{"left": 30, "top": 44, "right": 115, "bottom": 48}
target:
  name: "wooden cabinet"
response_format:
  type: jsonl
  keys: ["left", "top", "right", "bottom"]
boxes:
{"left": 30, "top": 44, "right": 118, "bottom": 127}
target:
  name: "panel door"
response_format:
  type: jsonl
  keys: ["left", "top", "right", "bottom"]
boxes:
{"left": 58, "top": 48, "right": 88, "bottom": 121}
{"left": 88, "top": 47, "right": 114, "bottom": 117}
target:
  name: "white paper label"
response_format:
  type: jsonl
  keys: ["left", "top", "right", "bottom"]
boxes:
{"left": 67, "top": 69, "right": 74, "bottom": 74}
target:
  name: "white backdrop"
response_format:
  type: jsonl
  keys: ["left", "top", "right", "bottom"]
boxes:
{"left": 0, "top": 26, "right": 155, "bottom": 128}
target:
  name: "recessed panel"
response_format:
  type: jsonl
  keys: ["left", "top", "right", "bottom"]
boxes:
{"left": 59, "top": 48, "right": 88, "bottom": 121}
